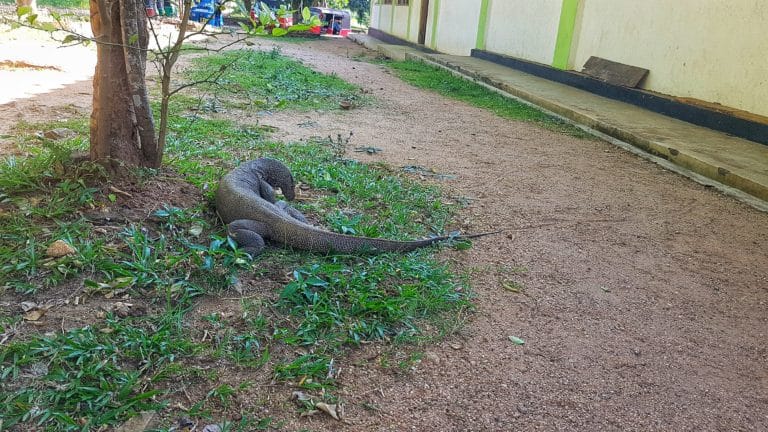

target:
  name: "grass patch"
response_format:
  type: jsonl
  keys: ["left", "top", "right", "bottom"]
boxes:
{"left": 385, "top": 59, "right": 593, "bottom": 138}
{"left": 41, "top": 0, "right": 89, "bottom": 8}
{"left": 187, "top": 48, "right": 367, "bottom": 111}
{"left": 0, "top": 0, "right": 90, "bottom": 8}
{"left": 0, "top": 54, "right": 471, "bottom": 430}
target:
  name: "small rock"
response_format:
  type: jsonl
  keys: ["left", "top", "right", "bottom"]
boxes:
{"left": 20, "top": 301, "right": 38, "bottom": 312}
{"left": 114, "top": 411, "right": 156, "bottom": 432}
{"left": 46, "top": 240, "right": 76, "bottom": 257}
{"left": 43, "top": 128, "right": 76, "bottom": 140}
{"left": 111, "top": 301, "right": 138, "bottom": 318}
{"left": 423, "top": 351, "right": 440, "bottom": 365}
{"left": 517, "top": 405, "right": 529, "bottom": 414}
{"left": 175, "top": 417, "right": 195, "bottom": 429}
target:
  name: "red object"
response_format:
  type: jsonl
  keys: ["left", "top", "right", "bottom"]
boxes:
{"left": 309, "top": 7, "right": 351, "bottom": 37}
{"left": 250, "top": 6, "right": 293, "bottom": 28}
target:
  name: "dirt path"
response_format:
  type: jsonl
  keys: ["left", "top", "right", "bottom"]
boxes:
{"left": 248, "top": 38, "right": 768, "bottom": 431}
{"left": 2, "top": 35, "right": 767, "bottom": 431}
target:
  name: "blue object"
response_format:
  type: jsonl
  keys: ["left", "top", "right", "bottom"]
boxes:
{"left": 190, "top": 0, "right": 223, "bottom": 27}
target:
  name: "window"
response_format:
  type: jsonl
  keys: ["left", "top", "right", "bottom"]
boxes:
{"left": 397, "top": 0, "right": 409, "bottom": 5}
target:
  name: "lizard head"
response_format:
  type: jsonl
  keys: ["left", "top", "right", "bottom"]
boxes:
{"left": 251, "top": 157, "right": 296, "bottom": 201}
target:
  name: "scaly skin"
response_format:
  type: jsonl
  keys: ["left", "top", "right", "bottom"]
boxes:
{"left": 216, "top": 158, "right": 492, "bottom": 255}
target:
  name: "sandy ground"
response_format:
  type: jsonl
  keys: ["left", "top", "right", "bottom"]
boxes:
{"left": 1, "top": 32, "right": 767, "bottom": 431}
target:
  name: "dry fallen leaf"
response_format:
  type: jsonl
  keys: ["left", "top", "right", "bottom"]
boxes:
{"left": 108, "top": 185, "right": 133, "bottom": 198}
{"left": 315, "top": 402, "right": 341, "bottom": 420}
{"left": 46, "top": 240, "right": 76, "bottom": 258}
{"left": 291, "top": 391, "right": 312, "bottom": 402}
{"left": 23, "top": 309, "right": 46, "bottom": 321}
{"left": 189, "top": 224, "right": 204, "bottom": 237}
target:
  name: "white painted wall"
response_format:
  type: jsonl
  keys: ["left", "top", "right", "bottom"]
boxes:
{"left": 372, "top": 3, "right": 393, "bottom": 34}
{"left": 391, "top": 5, "right": 410, "bottom": 39}
{"left": 484, "top": 0, "right": 561, "bottom": 65}
{"left": 405, "top": 1, "right": 422, "bottom": 43}
{"left": 430, "top": 0, "right": 483, "bottom": 55}
{"left": 572, "top": 0, "right": 768, "bottom": 117}
{"left": 371, "top": 3, "right": 417, "bottom": 42}
{"left": 373, "top": 0, "right": 768, "bottom": 117}
{"left": 371, "top": 3, "right": 380, "bottom": 30}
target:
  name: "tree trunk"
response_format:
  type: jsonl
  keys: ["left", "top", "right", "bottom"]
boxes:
{"left": 89, "top": 0, "right": 159, "bottom": 171}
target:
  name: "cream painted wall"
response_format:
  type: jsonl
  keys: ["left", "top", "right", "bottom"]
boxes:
{"left": 372, "top": 3, "right": 394, "bottom": 34}
{"left": 484, "top": 0, "right": 561, "bottom": 65}
{"left": 371, "top": 3, "right": 380, "bottom": 30}
{"left": 391, "top": 5, "right": 410, "bottom": 39}
{"left": 371, "top": 3, "right": 412, "bottom": 42}
{"left": 405, "top": 1, "right": 423, "bottom": 43}
{"left": 572, "top": 0, "right": 768, "bottom": 117}
{"left": 430, "top": 0, "right": 483, "bottom": 55}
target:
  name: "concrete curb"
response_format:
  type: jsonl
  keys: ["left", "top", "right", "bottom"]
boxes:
{"left": 415, "top": 53, "right": 768, "bottom": 204}
{"left": 348, "top": 35, "right": 768, "bottom": 211}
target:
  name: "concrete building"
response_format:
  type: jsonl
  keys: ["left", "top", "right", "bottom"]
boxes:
{"left": 369, "top": 0, "right": 768, "bottom": 121}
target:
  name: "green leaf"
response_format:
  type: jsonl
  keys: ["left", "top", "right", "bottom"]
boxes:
{"left": 453, "top": 239, "right": 472, "bottom": 250}
{"left": 288, "top": 24, "right": 311, "bottom": 32}
{"left": 40, "top": 22, "right": 57, "bottom": 32}
{"left": 272, "top": 27, "right": 287, "bottom": 37}
{"left": 301, "top": 6, "right": 310, "bottom": 22}
{"left": 502, "top": 281, "right": 522, "bottom": 293}
{"left": 17, "top": 5, "right": 31, "bottom": 18}
{"left": 62, "top": 34, "right": 79, "bottom": 44}
{"left": 26, "top": 13, "right": 38, "bottom": 25}
{"left": 128, "top": 33, "right": 139, "bottom": 45}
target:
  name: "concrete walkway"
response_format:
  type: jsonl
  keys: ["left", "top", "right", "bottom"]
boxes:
{"left": 349, "top": 34, "right": 768, "bottom": 211}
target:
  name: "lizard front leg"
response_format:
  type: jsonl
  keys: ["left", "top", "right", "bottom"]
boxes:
{"left": 276, "top": 200, "right": 308, "bottom": 223}
{"left": 256, "top": 177, "right": 277, "bottom": 203}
